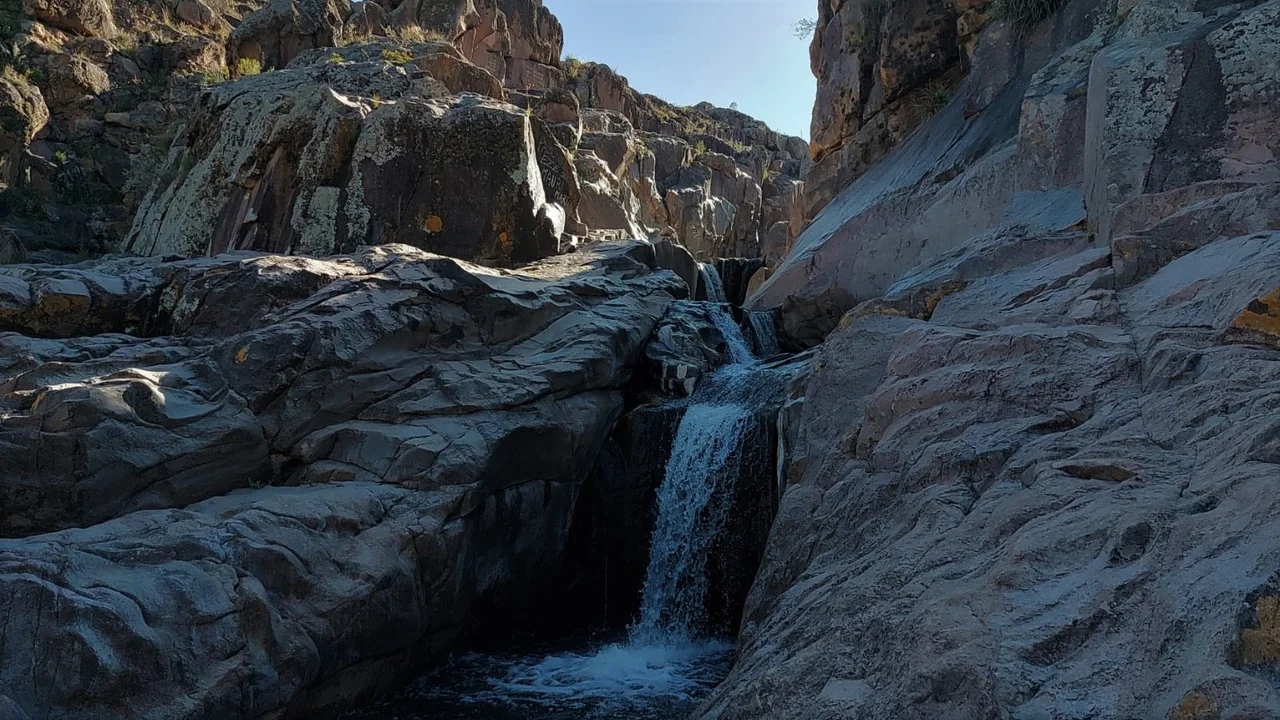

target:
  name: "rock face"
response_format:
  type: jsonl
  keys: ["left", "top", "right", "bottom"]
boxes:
{"left": 126, "top": 44, "right": 573, "bottom": 266}
{"left": 802, "top": 0, "right": 983, "bottom": 223}
{"left": 227, "top": 0, "right": 347, "bottom": 71}
{"left": 460, "top": 0, "right": 565, "bottom": 91}
{"left": 0, "top": 0, "right": 272, "bottom": 261}
{"left": 754, "top": 0, "right": 1280, "bottom": 345}
{"left": 0, "top": 240, "right": 686, "bottom": 718}
{"left": 706, "top": 0, "right": 1280, "bottom": 715}
{"left": 705, "top": 227, "right": 1280, "bottom": 719}
{"left": 1, "top": 0, "right": 809, "bottom": 271}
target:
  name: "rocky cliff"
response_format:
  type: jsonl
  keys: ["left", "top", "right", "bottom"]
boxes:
{"left": 0, "top": 0, "right": 807, "bottom": 266}
{"left": 716, "top": 0, "right": 1280, "bottom": 715}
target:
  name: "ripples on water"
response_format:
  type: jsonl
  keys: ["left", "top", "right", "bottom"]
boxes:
{"left": 341, "top": 633, "right": 733, "bottom": 719}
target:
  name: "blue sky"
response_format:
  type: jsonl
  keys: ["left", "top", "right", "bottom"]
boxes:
{"left": 548, "top": 0, "right": 817, "bottom": 140}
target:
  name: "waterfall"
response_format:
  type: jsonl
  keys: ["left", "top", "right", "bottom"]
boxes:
{"left": 632, "top": 401, "right": 752, "bottom": 640}
{"left": 746, "top": 310, "right": 779, "bottom": 358}
{"left": 699, "top": 263, "right": 726, "bottom": 303}
{"left": 710, "top": 306, "right": 755, "bottom": 365}
{"left": 464, "top": 308, "right": 783, "bottom": 713}
{"left": 632, "top": 308, "right": 758, "bottom": 642}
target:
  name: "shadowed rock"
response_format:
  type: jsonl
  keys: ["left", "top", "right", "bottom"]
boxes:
{"left": 0, "top": 240, "right": 686, "bottom": 718}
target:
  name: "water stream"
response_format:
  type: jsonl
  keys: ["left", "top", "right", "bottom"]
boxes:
{"left": 344, "top": 306, "right": 778, "bottom": 719}
{"left": 699, "top": 263, "right": 727, "bottom": 304}
{"left": 745, "top": 310, "right": 779, "bottom": 358}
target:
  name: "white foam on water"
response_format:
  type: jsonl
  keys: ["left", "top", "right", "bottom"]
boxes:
{"left": 488, "top": 638, "right": 734, "bottom": 704}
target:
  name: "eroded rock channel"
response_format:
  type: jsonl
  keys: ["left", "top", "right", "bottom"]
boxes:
{"left": 4, "top": 0, "right": 1280, "bottom": 715}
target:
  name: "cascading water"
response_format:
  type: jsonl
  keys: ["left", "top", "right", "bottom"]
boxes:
{"left": 698, "top": 263, "right": 727, "bottom": 304}
{"left": 633, "top": 389, "right": 753, "bottom": 640}
{"left": 745, "top": 310, "right": 780, "bottom": 358}
{"left": 475, "top": 308, "right": 762, "bottom": 711}
{"left": 343, "top": 307, "right": 784, "bottom": 720}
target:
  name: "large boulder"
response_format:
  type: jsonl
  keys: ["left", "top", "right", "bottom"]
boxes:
{"left": 641, "top": 300, "right": 740, "bottom": 396}
{"left": 227, "top": 0, "right": 347, "bottom": 71}
{"left": 0, "top": 240, "right": 686, "bottom": 718}
{"left": 575, "top": 150, "right": 644, "bottom": 238}
{"left": 23, "top": 0, "right": 117, "bottom": 37}
{"left": 126, "top": 49, "right": 571, "bottom": 266}
{"left": 0, "top": 74, "right": 49, "bottom": 186}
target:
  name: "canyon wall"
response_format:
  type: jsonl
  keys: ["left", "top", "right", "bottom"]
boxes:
{"left": 713, "top": 0, "right": 1280, "bottom": 716}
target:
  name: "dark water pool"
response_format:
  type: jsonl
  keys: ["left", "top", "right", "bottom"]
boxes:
{"left": 340, "top": 632, "right": 733, "bottom": 720}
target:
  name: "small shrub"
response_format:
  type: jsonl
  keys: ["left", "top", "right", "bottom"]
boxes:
{"left": 201, "top": 66, "right": 229, "bottom": 85}
{"left": 388, "top": 23, "right": 446, "bottom": 43}
{"left": 913, "top": 77, "right": 955, "bottom": 118}
{"left": 793, "top": 18, "right": 818, "bottom": 40}
{"left": 991, "top": 0, "right": 1069, "bottom": 29}
{"left": 0, "top": 64, "right": 29, "bottom": 86}
{"left": 563, "top": 54, "right": 583, "bottom": 81}
{"left": 370, "top": 93, "right": 383, "bottom": 108}
{"left": 54, "top": 150, "right": 68, "bottom": 164}
{"left": 328, "top": 52, "right": 343, "bottom": 64}
{"left": 235, "top": 57, "right": 262, "bottom": 76}
{"left": 113, "top": 32, "right": 139, "bottom": 53}
{"left": 381, "top": 48, "right": 413, "bottom": 64}
{"left": 693, "top": 140, "right": 707, "bottom": 158}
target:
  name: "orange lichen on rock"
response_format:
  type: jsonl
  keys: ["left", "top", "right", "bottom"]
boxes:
{"left": 1169, "top": 690, "right": 1219, "bottom": 720}
{"left": 1232, "top": 289, "right": 1280, "bottom": 337}
{"left": 1234, "top": 594, "right": 1280, "bottom": 666}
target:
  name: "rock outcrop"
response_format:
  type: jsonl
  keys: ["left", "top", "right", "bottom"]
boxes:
{"left": 0, "top": 239, "right": 687, "bottom": 718}
{"left": 0, "top": 0, "right": 810, "bottom": 271}
{"left": 0, "top": 0, "right": 272, "bottom": 261}
{"left": 125, "top": 43, "right": 577, "bottom": 265}
{"left": 227, "top": 0, "right": 347, "bottom": 71}
{"left": 707, "top": 0, "right": 1280, "bottom": 715}
{"left": 561, "top": 62, "right": 811, "bottom": 259}
{"left": 754, "top": 0, "right": 1280, "bottom": 345}
{"left": 802, "top": 0, "right": 981, "bottom": 223}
